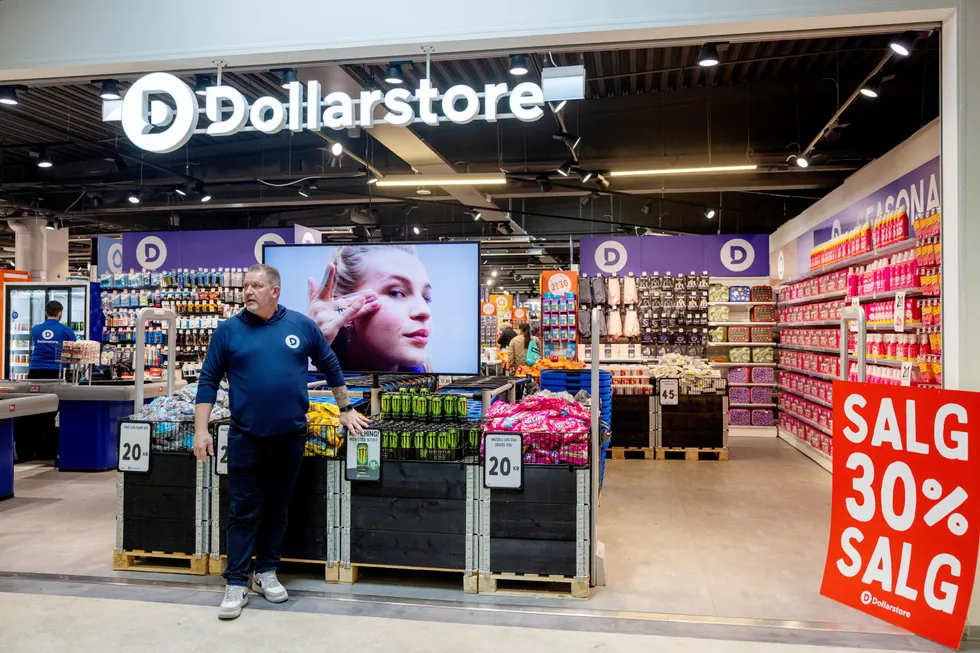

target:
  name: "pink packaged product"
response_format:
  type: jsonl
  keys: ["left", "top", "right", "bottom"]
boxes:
{"left": 751, "top": 367, "right": 774, "bottom": 383}
{"left": 750, "top": 387, "right": 772, "bottom": 403}
{"left": 727, "top": 367, "right": 750, "bottom": 384}
{"left": 485, "top": 401, "right": 519, "bottom": 418}
{"left": 728, "top": 387, "right": 750, "bottom": 404}
{"left": 728, "top": 409, "right": 751, "bottom": 426}
{"left": 751, "top": 409, "right": 774, "bottom": 426}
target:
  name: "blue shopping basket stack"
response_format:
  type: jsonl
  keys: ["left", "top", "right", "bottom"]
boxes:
{"left": 539, "top": 369, "right": 612, "bottom": 488}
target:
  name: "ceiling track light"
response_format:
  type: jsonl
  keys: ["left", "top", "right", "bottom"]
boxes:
{"left": 330, "top": 142, "right": 343, "bottom": 157}
{"left": 99, "top": 79, "right": 121, "bottom": 100}
{"left": 596, "top": 174, "right": 610, "bottom": 190}
{"left": 795, "top": 155, "right": 809, "bottom": 169}
{"left": 580, "top": 191, "right": 599, "bottom": 208}
{"left": 859, "top": 82, "right": 879, "bottom": 98}
{"left": 471, "top": 210, "right": 482, "bottom": 221}
{"left": 578, "top": 169, "right": 594, "bottom": 183}
{"left": 509, "top": 54, "right": 530, "bottom": 76}
{"left": 279, "top": 68, "right": 299, "bottom": 88}
{"left": 640, "top": 201, "right": 653, "bottom": 215}
{"left": 298, "top": 182, "right": 311, "bottom": 198}
{"left": 538, "top": 177, "right": 553, "bottom": 193}
{"left": 608, "top": 164, "right": 758, "bottom": 178}
{"left": 552, "top": 130, "right": 581, "bottom": 151}
{"left": 194, "top": 74, "right": 213, "bottom": 96}
{"left": 698, "top": 43, "right": 721, "bottom": 67}
{"left": 35, "top": 149, "right": 53, "bottom": 169}
{"left": 128, "top": 189, "right": 144, "bottom": 205}
{"left": 551, "top": 100, "right": 567, "bottom": 113}
{"left": 416, "top": 186, "right": 431, "bottom": 196}
{"left": 195, "top": 184, "right": 211, "bottom": 202}
{"left": 890, "top": 31, "right": 917, "bottom": 57}
{"left": 556, "top": 160, "right": 573, "bottom": 177}
{"left": 174, "top": 183, "right": 188, "bottom": 197}
{"left": 705, "top": 208, "right": 717, "bottom": 219}
{"left": 0, "top": 86, "right": 20, "bottom": 106}
{"left": 412, "top": 225, "right": 421, "bottom": 235}
{"left": 384, "top": 63, "right": 405, "bottom": 85}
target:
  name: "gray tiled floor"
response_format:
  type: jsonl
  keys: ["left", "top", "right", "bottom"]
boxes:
{"left": 0, "top": 438, "right": 909, "bottom": 639}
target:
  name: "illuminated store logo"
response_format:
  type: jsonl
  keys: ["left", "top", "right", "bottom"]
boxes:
{"left": 136, "top": 235, "right": 169, "bottom": 270}
{"left": 720, "top": 238, "right": 755, "bottom": 273}
{"left": 105, "top": 70, "right": 582, "bottom": 154}
{"left": 594, "top": 240, "right": 628, "bottom": 274}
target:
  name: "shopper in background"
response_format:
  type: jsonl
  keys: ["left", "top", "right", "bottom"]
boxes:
{"left": 193, "top": 263, "right": 369, "bottom": 620}
{"left": 506, "top": 322, "right": 539, "bottom": 372}
{"left": 497, "top": 320, "right": 517, "bottom": 348}
{"left": 28, "top": 300, "right": 76, "bottom": 379}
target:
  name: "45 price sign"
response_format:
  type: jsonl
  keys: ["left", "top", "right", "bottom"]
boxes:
{"left": 821, "top": 381, "right": 980, "bottom": 649}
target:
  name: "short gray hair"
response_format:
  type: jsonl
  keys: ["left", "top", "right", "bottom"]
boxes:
{"left": 247, "top": 263, "right": 281, "bottom": 287}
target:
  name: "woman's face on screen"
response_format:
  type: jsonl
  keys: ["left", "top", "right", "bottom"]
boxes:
{"left": 350, "top": 250, "right": 432, "bottom": 368}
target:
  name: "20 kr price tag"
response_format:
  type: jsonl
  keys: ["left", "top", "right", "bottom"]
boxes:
{"left": 894, "top": 291, "right": 907, "bottom": 332}
{"left": 660, "top": 378, "right": 679, "bottom": 406}
{"left": 901, "top": 362, "right": 914, "bottom": 387}
{"left": 216, "top": 425, "right": 229, "bottom": 476}
{"left": 484, "top": 433, "right": 523, "bottom": 490}
{"left": 117, "top": 422, "right": 151, "bottom": 473}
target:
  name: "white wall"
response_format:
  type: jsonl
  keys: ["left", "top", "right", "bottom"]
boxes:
{"left": 0, "top": 0, "right": 956, "bottom": 82}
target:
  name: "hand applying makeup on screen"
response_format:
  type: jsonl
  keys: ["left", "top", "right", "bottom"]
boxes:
{"left": 307, "top": 263, "right": 380, "bottom": 343}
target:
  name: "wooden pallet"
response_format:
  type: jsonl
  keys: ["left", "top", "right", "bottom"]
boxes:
{"left": 207, "top": 555, "right": 339, "bottom": 582}
{"left": 480, "top": 572, "right": 589, "bottom": 599}
{"left": 112, "top": 549, "right": 209, "bottom": 576}
{"left": 607, "top": 446, "right": 655, "bottom": 460}
{"left": 338, "top": 563, "right": 478, "bottom": 594}
{"left": 655, "top": 447, "right": 729, "bottom": 461}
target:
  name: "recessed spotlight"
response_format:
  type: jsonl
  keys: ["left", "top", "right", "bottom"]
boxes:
{"left": 416, "top": 186, "right": 431, "bottom": 196}
{"left": 698, "top": 43, "right": 721, "bottom": 67}
{"left": 384, "top": 63, "right": 404, "bottom": 85}
{"left": 890, "top": 31, "right": 917, "bottom": 57}
{"left": 491, "top": 270, "right": 498, "bottom": 277}
{"left": 0, "top": 86, "right": 18, "bottom": 106}
{"left": 509, "top": 54, "right": 529, "bottom": 76}
{"left": 194, "top": 74, "right": 212, "bottom": 96}
{"left": 45, "top": 222, "right": 55, "bottom": 231}
{"left": 330, "top": 142, "right": 343, "bottom": 157}
{"left": 280, "top": 68, "right": 299, "bottom": 88}
{"left": 100, "top": 80, "right": 121, "bottom": 100}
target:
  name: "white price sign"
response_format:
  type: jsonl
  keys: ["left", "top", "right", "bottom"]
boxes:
{"left": 660, "top": 378, "right": 679, "bottom": 406}
{"left": 117, "top": 422, "right": 151, "bottom": 473}
{"left": 900, "top": 361, "right": 914, "bottom": 387}
{"left": 216, "top": 425, "right": 229, "bottom": 475}
{"left": 484, "top": 433, "right": 523, "bottom": 489}
{"left": 894, "top": 290, "right": 907, "bottom": 332}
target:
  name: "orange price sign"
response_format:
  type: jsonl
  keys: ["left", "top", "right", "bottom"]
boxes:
{"left": 821, "top": 381, "right": 980, "bottom": 649}
{"left": 481, "top": 302, "right": 496, "bottom": 317}
{"left": 513, "top": 307, "right": 528, "bottom": 320}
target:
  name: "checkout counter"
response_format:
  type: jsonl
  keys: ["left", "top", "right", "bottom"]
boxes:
{"left": 4, "top": 307, "right": 184, "bottom": 473}
{"left": 0, "top": 393, "right": 60, "bottom": 500}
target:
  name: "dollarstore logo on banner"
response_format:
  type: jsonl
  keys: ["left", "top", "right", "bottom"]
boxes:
{"left": 720, "top": 237, "right": 756, "bottom": 273}
{"left": 103, "top": 69, "right": 586, "bottom": 154}
{"left": 594, "top": 240, "right": 628, "bottom": 274}
{"left": 136, "top": 235, "right": 168, "bottom": 270}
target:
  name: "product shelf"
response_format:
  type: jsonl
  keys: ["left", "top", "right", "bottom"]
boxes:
{"left": 706, "top": 342, "right": 777, "bottom": 347}
{"left": 729, "top": 403, "right": 777, "bottom": 408}
{"left": 777, "top": 321, "right": 841, "bottom": 328}
{"left": 779, "top": 406, "right": 832, "bottom": 436}
{"left": 777, "top": 385, "right": 833, "bottom": 409}
{"left": 848, "top": 287, "right": 924, "bottom": 302}
{"left": 775, "top": 240, "right": 918, "bottom": 287}
{"left": 708, "top": 321, "right": 777, "bottom": 327}
{"left": 778, "top": 344, "right": 840, "bottom": 354}
{"left": 711, "top": 362, "right": 777, "bottom": 368}
{"left": 727, "top": 382, "right": 777, "bottom": 387}
{"left": 707, "top": 301, "right": 776, "bottom": 307}
{"left": 847, "top": 355, "right": 908, "bottom": 368}
{"left": 776, "top": 290, "right": 848, "bottom": 308}
{"left": 776, "top": 364, "right": 840, "bottom": 382}
{"left": 777, "top": 429, "right": 833, "bottom": 473}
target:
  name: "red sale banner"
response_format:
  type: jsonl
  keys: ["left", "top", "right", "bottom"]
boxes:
{"left": 822, "top": 381, "right": 980, "bottom": 649}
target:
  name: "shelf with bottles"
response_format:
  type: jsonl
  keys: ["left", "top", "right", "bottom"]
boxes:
{"left": 99, "top": 267, "right": 248, "bottom": 291}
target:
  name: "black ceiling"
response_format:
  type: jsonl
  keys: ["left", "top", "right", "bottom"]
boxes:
{"left": 0, "top": 30, "right": 940, "bottom": 283}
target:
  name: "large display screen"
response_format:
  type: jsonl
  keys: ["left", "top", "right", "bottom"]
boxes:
{"left": 264, "top": 242, "right": 480, "bottom": 374}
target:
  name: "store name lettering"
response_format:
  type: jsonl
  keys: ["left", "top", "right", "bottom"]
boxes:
{"left": 108, "top": 72, "right": 548, "bottom": 154}
{"left": 863, "top": 172, "right": 940, "bottom": 222}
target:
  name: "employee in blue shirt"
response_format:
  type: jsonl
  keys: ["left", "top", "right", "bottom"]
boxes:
{"left": 194, "top": 263, "right": 368, "bottom": 620}
{"left": 28, "top": 300, "right": 76, "bottom": 379}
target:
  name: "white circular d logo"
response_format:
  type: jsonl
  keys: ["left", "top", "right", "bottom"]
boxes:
{"left": 136, "top": 236, "right": 168, "bottom": 270}
{"left": 720, "top": 238, "right": 755, "bottom": 273}
{"left": 594, "top": 241, "right": 628, "bottom": 274}
{"left": 108, "top": 243, "right": 123, "bottom": 274}
{"left": 42, "top": 329, "right": 54, "bottom": 340}
{"left": 301, "top": 232, "right": 317, "bottom": 244}
{"left": 285, "top": 335, "right": 300, "bottom": 349}
{"left": 254, "top": 233, "right": 287, "bottom": 263}
{"left": 120, "top": 72, "right": 199, "bottom": 154}
{"left": 777, "top": 250, "right": 785, "bottom": 280}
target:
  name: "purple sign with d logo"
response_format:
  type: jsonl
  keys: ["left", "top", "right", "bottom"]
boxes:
{"left": 580, "top": 237, "right": 642, "bottom": 276}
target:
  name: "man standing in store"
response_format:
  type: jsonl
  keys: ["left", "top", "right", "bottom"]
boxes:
{"left": 193, "top": 263, "right": 369, "bottom": 620}
{"left": 27, "top": 300, "right": 76, "bottom": 379}
{"left": 497, "top": 320, "right": 517, "bottom": 348}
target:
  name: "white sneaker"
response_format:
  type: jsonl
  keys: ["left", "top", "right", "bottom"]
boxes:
{"left": 219, "top": 584, "right": 248, "bottom": 620}
{"left": 251, "top": 570, "right": 288, "bottom": 603}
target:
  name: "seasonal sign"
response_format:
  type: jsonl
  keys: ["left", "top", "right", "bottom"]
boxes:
{"left": 821, "top": 381, "right": 980, "bottom": 649}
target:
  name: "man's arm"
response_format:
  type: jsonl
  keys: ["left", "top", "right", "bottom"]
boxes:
{"left": 308, "top": 322, "right": 368, "bottom": 434}
{"left": 193, "top": 327, "right": 227, "bottom": 462}
{"left": 65, "top": 325, "right": 77, "bottom": 342}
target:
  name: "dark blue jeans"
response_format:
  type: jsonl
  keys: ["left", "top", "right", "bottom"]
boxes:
{"left": 224, "top": 429, "right": 306, "bottom": 587}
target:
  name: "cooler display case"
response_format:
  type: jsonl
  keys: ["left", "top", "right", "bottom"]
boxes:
{"left": 5, "top": 282, "right": 88, "bottom": 379}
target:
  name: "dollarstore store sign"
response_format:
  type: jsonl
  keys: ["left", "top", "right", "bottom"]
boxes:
{"left": 104, "top": 69, "right": 585, "bottom": 154}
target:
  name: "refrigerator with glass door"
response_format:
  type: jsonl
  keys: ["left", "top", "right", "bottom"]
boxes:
{"left": 4, "top": 282, "right": 89, "bottom": 379}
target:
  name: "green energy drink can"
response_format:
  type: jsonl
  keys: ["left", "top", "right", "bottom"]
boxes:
{"left": 390, "top": 392, "right": 401, "bottom": 418}
{"left": 399, "top": 390, "right": 409, "bottom": 417}
{"left": 446, "top": 427, "right": 460, "bottom": 448}
{"left": 456, "top": 395, "right": 468, "bottom": 418}
{"left": 430, "top": 394, "right": 443, "bottom": 421}
{"left": 437, "top": 429, "right": 448, "bottom": 449}
{"left": 381, "top": 393, "right": 391, "bottom": 417}
{"left": 426, "top": 429, "right": 437, "bottom": 449}
{"left": 413, "top": 429, "right": 425, "bottom": 450}
{"left": 400, "top": 429, "right": 412, "bottom": 449}
{"left": 356, "top": 443, "right": 369, "bottom": 471}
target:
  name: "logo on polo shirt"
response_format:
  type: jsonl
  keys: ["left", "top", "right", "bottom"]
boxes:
{"left": 42, "top": 329, "right": 55, "bottom": 340}
{"left": 285, "top": 335, "right": 300, "bottom": 349}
